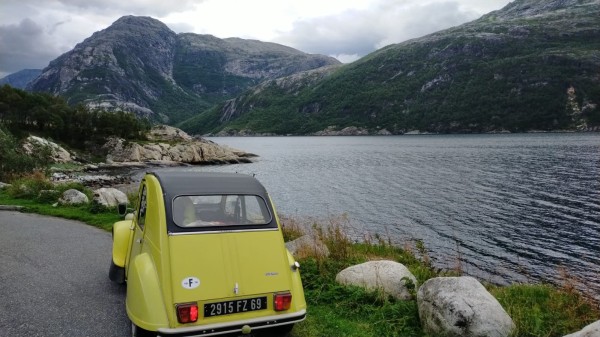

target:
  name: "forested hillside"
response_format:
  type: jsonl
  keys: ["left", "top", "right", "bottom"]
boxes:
{"left": 180, "top": 0, "right": 600, "bottom": 135}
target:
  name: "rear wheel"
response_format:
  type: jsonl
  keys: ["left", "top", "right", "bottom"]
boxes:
{"left": 131, "top": 323, "right": 156, "bottom": 337}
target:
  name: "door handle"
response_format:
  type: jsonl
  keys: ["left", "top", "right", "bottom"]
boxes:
{"left": 136, "top": 238, "right": 143, "bottom": 244}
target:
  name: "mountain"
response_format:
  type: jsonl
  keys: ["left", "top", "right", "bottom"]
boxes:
{"left": 0, "top": 69, "right": 42, "bottom": 89}
{"left": 182, "top": 0, "right": 600, "bottom": 135}
{"left": 26, "top": 16, "right": 340, "bottom": 124}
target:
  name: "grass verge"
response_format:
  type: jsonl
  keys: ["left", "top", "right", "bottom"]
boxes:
{"left": 0, "top": 187, "right": 598, "bottom": 336}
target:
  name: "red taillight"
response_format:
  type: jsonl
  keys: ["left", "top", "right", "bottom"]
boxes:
{"left": 176, "top": 303, "right": 199, "bottom": 323}
{"left": 273, "top": 292, "right": 292, "bottom": 311}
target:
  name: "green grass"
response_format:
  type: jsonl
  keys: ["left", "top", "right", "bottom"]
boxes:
{"left": 0, "top": 190, "right": 121, "bottom": 230}
{"left": 1, "top": 186, "right": 598, "bottom": 337}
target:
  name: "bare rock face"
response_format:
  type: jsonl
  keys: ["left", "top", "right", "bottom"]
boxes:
{"left": 417, "top": 276, "right": 515, "bottom": 337}
{"left": 564, "top": 320, "right": 600, "bottom": 337}
{"left": 23, "top": 136, "right": 72, "bottom": 163}
{"left": 103, "top": 126, "right": 254, "bottom": 165}
{"left": 336, "top": 260, "right": 417, "bottom": 300}
{"left": 146, "top": 125, "right": 192, "bottom": 142}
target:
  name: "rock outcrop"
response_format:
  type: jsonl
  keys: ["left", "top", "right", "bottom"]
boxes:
{"left": 23, "top": 136, "right": 72, "bottom": 163}
{"left": 417, "top": 276, "right": 515, "bottom": 337}
{"left": 103, "top": 126, "right": 255, "bottom": 165}
{"left": 336, "top": 260, "right": 417, "bottom": 300}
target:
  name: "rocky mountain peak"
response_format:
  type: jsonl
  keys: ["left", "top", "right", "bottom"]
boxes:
{"left": 26, "top": 15, "right": 340, "bottom": 124}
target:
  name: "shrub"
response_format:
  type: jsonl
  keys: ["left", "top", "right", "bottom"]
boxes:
{"left": 6, "top": 171, "right": 54, "bottom": 199}
{"left": 0, "top": 127, "right": 51, "bottom": 181}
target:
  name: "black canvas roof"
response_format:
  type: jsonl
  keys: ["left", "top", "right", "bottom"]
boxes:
{"left": 150, "top": 171, "right": 269, "bottom": 197}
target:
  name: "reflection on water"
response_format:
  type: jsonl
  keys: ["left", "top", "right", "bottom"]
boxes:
{"left": 145, "top": 134, "right": 600, "bottom": 295}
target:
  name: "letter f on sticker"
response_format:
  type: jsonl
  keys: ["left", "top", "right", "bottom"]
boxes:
{"left": 188, "top": 278, "right": 194, "bottom": 287}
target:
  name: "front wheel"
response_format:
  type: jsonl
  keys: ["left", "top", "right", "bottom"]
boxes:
{"left": 131, "top": 323, "right": 156, "bottom": 337}
{"left": 108, "top": 259, "right": 125, "bottom": 284}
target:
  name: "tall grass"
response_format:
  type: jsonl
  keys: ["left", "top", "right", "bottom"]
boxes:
{"left": 280, "top": 214, "right": 600, "bottom": 337}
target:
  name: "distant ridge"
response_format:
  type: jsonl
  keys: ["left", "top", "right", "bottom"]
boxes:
{"left": 0, "top": 69, "right": 41, "bottom": 89}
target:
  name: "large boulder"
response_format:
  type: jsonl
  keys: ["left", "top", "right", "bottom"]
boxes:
{"left": 417, "top": 276, "right": 515, "bottom": 337}
{"left": 93, "top": 188, "right": 128, "bottom": 207}
{"left": 564, "top": 321, "right": 600, "bottom": 337}
{"left": 146, "top": 124, "right": 192, "bottom": 142}
{"left": 59, "top": 189, "right": 89, "bottom": 205}
{"left": 336, "top": 260, "right": 417, "bottom": 300}
{"left": 285, "top": 234, "right": 330, "bottom": 258}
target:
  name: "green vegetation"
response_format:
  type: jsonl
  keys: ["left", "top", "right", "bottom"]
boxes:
{"left": 0, "top": 85, "right": 151, "bottom": 180}
{"left": 0, "top": 85, "right": 150, "bottom": 148}
{"left": 1, "top": 176, "right": 598, "bottom": 337}
{"left": 180, "top": 6, "right": 600, "bottom": 135}
{"left": 0, "top": 173, "right": 122, "bottom": 230}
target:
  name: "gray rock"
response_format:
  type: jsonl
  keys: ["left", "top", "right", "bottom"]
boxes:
{"left": 564, "top": 320, "right": 600, "bottom": 337}
{"left": 285, "top": 234, "right": 330, "bottom": 258}
{"left": 417, "top": 276, "right": 515, "bottom": 337}
{"left": 336, "top": 260, "right": 417, "bottom": 300}
{"left": 0, "top": 182, "right": 10, "bottom": 189}
{"left": 59, "top": 189, "right": 89, "bottom": 205}
{"left": 93, "top": 188, "right": 128, "bottom": 207}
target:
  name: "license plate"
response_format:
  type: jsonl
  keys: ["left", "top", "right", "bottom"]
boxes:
{"left": 204, "top": 296, "right": 267, "bottom": 317}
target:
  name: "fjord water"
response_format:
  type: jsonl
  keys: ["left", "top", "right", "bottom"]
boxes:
{"left": 178, "top": 134, "right": 600, "bottom": 292}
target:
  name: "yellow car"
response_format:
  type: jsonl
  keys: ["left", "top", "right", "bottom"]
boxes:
{"left": 109, "top": 171, "right": 306, "bottom": 337}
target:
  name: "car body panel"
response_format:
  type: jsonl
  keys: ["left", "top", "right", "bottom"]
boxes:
{"left": 112, "top": 219, "right": 133, "bottom": 267}
{"left": 110, "top": 171, "right": 306, "bottom": 336}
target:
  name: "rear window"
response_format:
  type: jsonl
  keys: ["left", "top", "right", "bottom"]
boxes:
{"left": 172, "top": 194, "right": 272, "bottom": 228}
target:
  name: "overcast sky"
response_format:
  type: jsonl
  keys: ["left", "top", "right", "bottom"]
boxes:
{"left": 0, "top": 0, "right": 512, "bottom": 78}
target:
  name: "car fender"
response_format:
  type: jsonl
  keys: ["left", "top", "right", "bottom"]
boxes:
{"left": 126, "top": 252, "right": 168, "bottom": 331}
{"left": 286, "top": 250, "right": 307, "bottom": 310}
{"left": 112, "top": 220, "right": 133, "bottom": 267}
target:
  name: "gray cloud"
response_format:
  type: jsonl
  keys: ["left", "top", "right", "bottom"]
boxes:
{"left": 274, "top": 1, "right": 484, "bottom": 61}
{"left": 0, "top": 18, "right": 60, "bottom": 75}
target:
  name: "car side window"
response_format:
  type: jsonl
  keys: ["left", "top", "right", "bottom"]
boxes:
{"left": 137, "top": 185, "right": 148, "bottom": 230}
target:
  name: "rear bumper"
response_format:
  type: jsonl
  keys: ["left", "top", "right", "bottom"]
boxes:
{"left": 157, "top": 309, "right": 306, "bottom": 337}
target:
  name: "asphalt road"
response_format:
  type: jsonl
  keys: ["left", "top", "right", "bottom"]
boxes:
{"left": 0, "top": 211, "right": 130, "bottom": 337}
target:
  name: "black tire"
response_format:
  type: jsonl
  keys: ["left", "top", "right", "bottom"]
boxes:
{"left": 108, "top": 259, "right": 125, "bottom": 284}
{"left": 131, "top": 323, "right": 156, "bottom": 337}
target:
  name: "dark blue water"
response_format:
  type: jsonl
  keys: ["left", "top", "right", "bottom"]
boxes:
{"left": 151, "top": 134, "right": 600, "bottom": 295}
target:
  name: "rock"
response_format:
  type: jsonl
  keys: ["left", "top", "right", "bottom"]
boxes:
{"left": 146, "top": 125, "right": 192, "bottom": 142}
{"left": 285, "top": 234, "right": 330, "bottom": 258}
{"left": 59, "top": 189, "right": 89, "bottom": 205}
{"left": 102, "top": 127, "right": 254, "bottom": 165}
{"left": 564, "top": 320, "right": 600, "bottom": 337}
{"left": 0, "top": 182, "right": 10, "bottom": 189}
{"left": 336, "top": 260, "right": 417, "bottom": 300}
{"left": 23, "top": 136, "right": 72, "bottom": 163}
{"left": 93, "top": 187, "right": 128, "bottom": 207}
{"left": 417, "top": 276, "right": 515, "bottom": 337}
